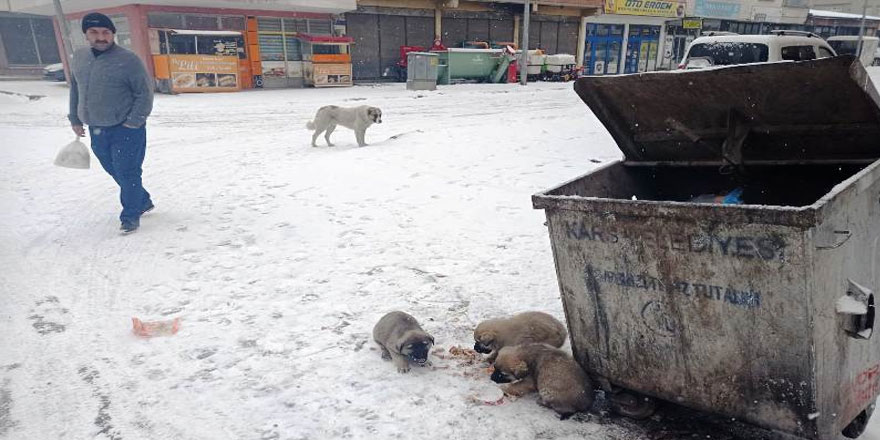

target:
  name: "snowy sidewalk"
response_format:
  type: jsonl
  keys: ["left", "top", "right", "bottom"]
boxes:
{"left": 2, "top": 70, "right": 880, "bottom": 440}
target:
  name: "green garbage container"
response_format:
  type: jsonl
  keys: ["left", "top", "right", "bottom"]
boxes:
{"left": 443, "top": 48, "right": 502, "bottom": 83}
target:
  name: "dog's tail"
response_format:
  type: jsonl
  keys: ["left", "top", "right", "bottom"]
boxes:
{"left": 306, "top": 120, "right": 315, "bottom": 130}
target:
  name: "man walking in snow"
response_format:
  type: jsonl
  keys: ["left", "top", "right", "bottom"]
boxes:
{"left": 68, "top": 12, "right": 154, "bottom": 233}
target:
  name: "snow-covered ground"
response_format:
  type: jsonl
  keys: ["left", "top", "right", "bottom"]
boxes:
{"left": 1, "top": 67, "right": 879, "bottom": 440}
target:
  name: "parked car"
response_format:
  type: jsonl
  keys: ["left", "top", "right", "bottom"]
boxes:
{"left": 827, "top": 35, "right": 880, "bottom": 67}
{"left": 679, "top": 30, "right": 837, "bottom": 69}
{"left": 43, "top": 63, "right": 65, "bottom": 81}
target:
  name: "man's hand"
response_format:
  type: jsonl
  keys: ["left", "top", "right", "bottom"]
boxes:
{"left": 71, "top": 124, "right": 85, "bottom": 137}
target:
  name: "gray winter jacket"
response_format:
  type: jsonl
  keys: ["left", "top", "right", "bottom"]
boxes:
{"left": 68, "top": 44, "right": 153, "bottom": 128}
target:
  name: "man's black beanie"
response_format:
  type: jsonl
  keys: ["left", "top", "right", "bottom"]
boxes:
{"left": 81, "top": 12, "right": 116, "bottom": 33}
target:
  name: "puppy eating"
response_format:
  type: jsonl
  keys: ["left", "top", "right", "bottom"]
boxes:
{"left": 373, "top": 311, "right": 434, "bottom": 373}
{"left": 491, "top": 343, "right": 594, "bottom": 419}
{"left": 307, "top": 105, "right": 382, "bottom": 147}
{"left": 474, "top": 311, "right": 567, "bottom": 363}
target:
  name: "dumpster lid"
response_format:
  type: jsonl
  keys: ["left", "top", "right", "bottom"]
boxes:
{"left": 573, "top": 56, "right": 880, "bottom": 165}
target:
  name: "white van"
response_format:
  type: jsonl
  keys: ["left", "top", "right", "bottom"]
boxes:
{"left": 679, "top": 30, "right": 837, "bottom": 69}
{"left": 827, "top": 35, "right": 880, "bottom": 66}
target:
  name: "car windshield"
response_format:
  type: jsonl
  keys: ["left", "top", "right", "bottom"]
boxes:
{"left": 829, "top": 40, "right": 860, "bottom": 55}
{"left": 687, "top": 42, "right": 769, "bottom": 66}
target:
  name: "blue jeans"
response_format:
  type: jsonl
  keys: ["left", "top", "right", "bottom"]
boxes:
{"left": 89, "top": 124, "right": 152, "bottom": 223}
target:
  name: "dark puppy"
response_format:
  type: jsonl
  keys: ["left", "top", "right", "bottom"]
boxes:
{"left": 373, "top": 311, "right": 434, "bottom": 373}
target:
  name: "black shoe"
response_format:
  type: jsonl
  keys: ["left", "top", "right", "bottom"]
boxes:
{"left": 142, "top": 203, "right": 154, "bottom": 215}
{"left": 120, "top": 219, "right": 140, "bottom": 234}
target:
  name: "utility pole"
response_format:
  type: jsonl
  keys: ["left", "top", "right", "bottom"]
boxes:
{"left": 52, "top": 0, "right": 75, "bottom": 81}
{"left": 857, "top": 0, "right": 868, "bottom": 58}
{"left": 519, "top": 0, "right": 530, "bottom": 86}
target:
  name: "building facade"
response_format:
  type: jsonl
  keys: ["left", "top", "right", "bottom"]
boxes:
{"left": 10, "top": 0, "right": 356, "bottom": 90}
{"left": 346, "top": 0, "right": 602, "bottom": 81}
{"left": 809, "top": 0, "right": 880, "bottom": 17}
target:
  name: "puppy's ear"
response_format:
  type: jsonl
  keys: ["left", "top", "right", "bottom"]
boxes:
{"left": 481, "top": 330, "right": 496, "bottom": 345}
{"left": 513, "top": 360, "right": 529, "bottom": 378}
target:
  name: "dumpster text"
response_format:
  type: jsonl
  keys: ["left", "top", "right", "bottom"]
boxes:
{"left": 585, "top": 264, "right": 762, "bottom": 310}
{"left": 564, "top": 221, "right": 787, "bottom": 262}
{"left": 842, "top": 361, "right": 880, "bottom": 421}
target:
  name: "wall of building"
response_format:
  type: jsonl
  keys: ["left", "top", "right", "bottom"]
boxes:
{"left": 809, "top": 0, "right": 880, "bottom": 17}
{"left": 348, "top": 0, "right": 588, "bottom": 81}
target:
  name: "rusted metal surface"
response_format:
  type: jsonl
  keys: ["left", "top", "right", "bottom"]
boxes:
{"left": 535, "top": 57, "right": 880, "bottom": 439}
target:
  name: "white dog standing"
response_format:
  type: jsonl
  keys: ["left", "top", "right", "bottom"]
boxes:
{"left": 307, "top": 105, "right": 382, "bottom": 147}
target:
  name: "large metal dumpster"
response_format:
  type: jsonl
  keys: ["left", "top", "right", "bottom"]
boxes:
{"left": 532, "top": 56, "right": 880, "bottom": 439}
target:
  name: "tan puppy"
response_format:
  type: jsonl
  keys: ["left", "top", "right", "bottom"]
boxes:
{"left": 474, "top": 311, "right": 567, "bottom": 363}
{"left": 373, "top": 311, "right": 434, "bottom": 373}
{"left": 491, "top": 343, "right": 594, "bottom": 419}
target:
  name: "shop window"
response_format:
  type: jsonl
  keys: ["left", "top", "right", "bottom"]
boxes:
{"left": 168, "top": 34, "right": 197, "bottom": 54}
{"left": 32, "top": 19, "right": 60, "bottom": 64}
{"left": 221, "top": 16, "right": 246, "bottom": 31}
{"left": 312, "top": 44, "right": 342, "bottom": 55}
{"left": 308, "top": 19, "right": 332, "bottom": 35}
{"left": 702, "top": 19, "right": 721, "bottom": 31}
{"left": 148, "top": 12, "right": 183, "bottom": 28}
{"left": 258, "top": 17, "right": 282, "bottom": 32}
{"left": 0, "top": 17, "right": 39, "bottom": 64}
{"left": 284, "top": 18, "right": 308, "bottom": 33}
{"left": 197, "top": 35, "right": 245, "bottom": 58}
{"left": 184, "top": 15, "right": 220, "bottom": 30}
{"left": 259, "top": 34, "right": 284, "bottom": 61}
{"left": 781, "top": 45, "right": 816, "bottom": 61}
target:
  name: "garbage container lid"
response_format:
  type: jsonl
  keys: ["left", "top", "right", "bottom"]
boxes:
{"left": 574, "top": 56, "right": 880, "bottom": 165}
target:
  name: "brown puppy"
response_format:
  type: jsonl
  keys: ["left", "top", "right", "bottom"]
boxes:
{"left": 490, "top": 343, "right": 594, "bottom": 419}
{"left": 373, "top": 311, "right": 434, "bottom": 373}
{"left": 474, "top": 311, "right": 567, "bottom": 363}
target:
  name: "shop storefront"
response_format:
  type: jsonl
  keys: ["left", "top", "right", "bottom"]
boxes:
{"left": 34, "top": 2, "right": 356, "bottom": 93}
{"left": 661, "top": 17, "right": 701, "bottom": 69}
{"left": 583, "top": 0, "right": 682, "bottom": 75}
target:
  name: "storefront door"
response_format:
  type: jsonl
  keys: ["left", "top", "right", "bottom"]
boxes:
{"left": 625, "top": 25, "right": 660, "bottom": 74}
{"left": 583, "top": 24, "right": 623, "bottom": 75}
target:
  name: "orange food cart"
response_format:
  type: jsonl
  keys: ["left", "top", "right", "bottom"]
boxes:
{"left": 151, "top": 29, "right": 245, "bottom": 93}
{"left": 297, "top": 34, "right": 354, "bottom": 88}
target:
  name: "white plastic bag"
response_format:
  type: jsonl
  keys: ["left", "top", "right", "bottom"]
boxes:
{"left": 54, "top": 137, "right": 90, "bottom": 169}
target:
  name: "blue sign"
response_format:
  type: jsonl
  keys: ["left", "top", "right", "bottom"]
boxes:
{"left": 694, "top": 0, "right": 741, "bottom": 18}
